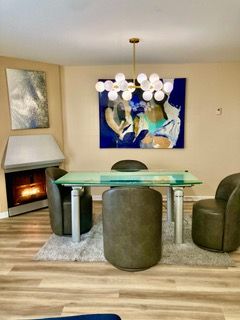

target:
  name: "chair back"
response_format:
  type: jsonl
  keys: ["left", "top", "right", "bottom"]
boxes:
{"left": 215, "top": 173, "right": 240, "bottom": 201}
{"left": 45, "top": 167, "right": 67, "bottom": 235}
{"left": 102, "top": 187, "right": 162, "bottom": 270}
{"left": 224, "top": 182, "right": 240, "bottom": 251}
{"left": 111, "top": 159, "right": 148, "bottom": 171}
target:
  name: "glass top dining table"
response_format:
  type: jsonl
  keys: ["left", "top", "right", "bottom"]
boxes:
{"left": 56, "top": 170, "right": 202, "bottom": 244}
{"left": 56, "top": 170, "right": 201, "bottom": 187}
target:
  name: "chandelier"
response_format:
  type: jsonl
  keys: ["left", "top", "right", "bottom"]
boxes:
{"left": 95, "top": 38, "right": 173, "bottom": 102}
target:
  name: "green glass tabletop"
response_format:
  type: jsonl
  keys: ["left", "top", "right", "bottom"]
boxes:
{"left": 55, "top": 170, "right": 202, "bottom": 187}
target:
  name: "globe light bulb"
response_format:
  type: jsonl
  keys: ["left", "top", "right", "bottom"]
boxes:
{"left": 154, "top": 90, "right": 165, "bottom": 101}
{"left": 122, "top": 91, "right": 132, "bottom": 101}
{"left": 108, "top": 90, "right": 118, "bottom": 101}
{"left": 95, "top": 81, "right": 105, "bottom": 92}
{"left": 137, "top": 73, "right": 147, "bottom": 84}
{"left": 115, "top": 73, "right": 125, "bottom": 83}
{"left": 141, "top": 80, "right": 151, "bottom": 91}
{"left": 149, "top": 73, "right": 159, "bottom": 83}
{"left": 128, "top": 82, "right": 136, "bottom": 93}
{"left": 119, "top": 80, "right": 129, "bottom": 91}
{"left": 163, "top": 81, "right": 174, "bottom": 93}
{"left": 153, "top": 80, "right": 163, "bottom": 91}
{"left": 104, "top": 80, "right": 114, "bottom": 91}
{"left": 142, "top": 91, "right": 153, "bottom": 101}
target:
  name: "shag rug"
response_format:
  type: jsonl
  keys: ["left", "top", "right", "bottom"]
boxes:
{"left": 34, "top": 215, "right": 235, "bottom": 267}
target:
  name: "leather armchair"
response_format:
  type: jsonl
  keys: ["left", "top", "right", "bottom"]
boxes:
{"left": 102, "top": 187, "right": 162, "bottom": 271}
{"left": 192, "top": 173, "right": 240, "bottom": 252}
{"left": 111, "top": 159, "right": 148, "bottom": 171}
{"left": 45, "top": 167, "right": 92, "bottom": 236}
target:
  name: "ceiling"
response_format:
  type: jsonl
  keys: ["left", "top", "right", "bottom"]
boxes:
{"left": 0, "top": 0, "right": 240, "bottom": 65}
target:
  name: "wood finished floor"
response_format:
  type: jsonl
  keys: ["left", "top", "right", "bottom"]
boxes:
{"left": 0, "top": 202, "right": 239, "bottom": 320}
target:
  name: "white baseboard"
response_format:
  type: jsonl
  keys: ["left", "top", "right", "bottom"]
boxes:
{"left": 0, "top": 211, "right": 9, "bottom": 219}
{"left": 93, "top": 194, "right": 214, "bottom": 202}
{"left": 93, "top": 195, "right": 103, "bottom": 201}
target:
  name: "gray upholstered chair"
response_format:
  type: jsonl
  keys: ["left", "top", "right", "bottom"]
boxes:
{"left": 45, "top": 167, "right": 92, "bottom": 236}
{"left": 111, "top": 159, "right": 148, "bottom": 171}
{"left": 192, "top": 173, "right": 240, "bottom": 252}
{"left": 102, "top": 187, "right": 162, "bottom": 271}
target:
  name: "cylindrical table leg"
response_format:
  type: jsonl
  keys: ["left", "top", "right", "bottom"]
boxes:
{"left": 173, "top": 187, "right": 184, "bottom": 244}
{"left": 71, "top": 188, "right": 81, "bottom": 242}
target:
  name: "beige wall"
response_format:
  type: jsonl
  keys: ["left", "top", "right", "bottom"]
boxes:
{"left": 61, "top": 62, "right": 240, "bottom": 197}
{"left": 0, "top": 56, "right": 64, "bottom": 212}
{"left": 1, "top": 58, "right": 239, "bottom": 211}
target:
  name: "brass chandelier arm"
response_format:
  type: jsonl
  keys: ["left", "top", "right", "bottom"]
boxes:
{"left": 113, "top": 83, "right": 140, "bottom": 90}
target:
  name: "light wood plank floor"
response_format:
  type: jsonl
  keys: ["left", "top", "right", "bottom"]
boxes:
{"left": 0, "top": 202, "right": 239, "bottom": 320}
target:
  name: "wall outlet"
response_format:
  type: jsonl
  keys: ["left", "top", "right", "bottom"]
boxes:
{"left": 216, "top": 107, "right": 222, "bottom": 115}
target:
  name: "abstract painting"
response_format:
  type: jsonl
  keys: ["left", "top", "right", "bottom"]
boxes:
{"left": 99, "top": 78, "right": 186, "bottom": 148}
{"left": 6, "top": 68, "right": 49, "bottom": 129}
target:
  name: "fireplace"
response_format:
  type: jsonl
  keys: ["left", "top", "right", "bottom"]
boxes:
{"left": 5, "top": 168, "right": 48, "bottom": 215}
{"left": 2, "top": 134, "right": 65, "bottom": 216}
{"left": 5, "top": 168, "right": 49, "bottom": 216}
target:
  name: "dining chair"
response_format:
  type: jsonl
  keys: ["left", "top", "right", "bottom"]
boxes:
{"left": 45, "top": 167, "right": 92, "bottom": 236}
{"left": 102, "top": 186, "right": 162, "bottom": 271}
{"left": 192, "top": 172, "right": 240, "bottom": 252}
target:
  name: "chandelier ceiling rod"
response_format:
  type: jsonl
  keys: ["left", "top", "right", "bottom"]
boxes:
{"left": 129, "top": 37, "right": 139, "bottom": 85}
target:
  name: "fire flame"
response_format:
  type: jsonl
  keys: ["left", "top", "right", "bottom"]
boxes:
{"left": 21, "top": 187, "right": 40, "bottom": 197}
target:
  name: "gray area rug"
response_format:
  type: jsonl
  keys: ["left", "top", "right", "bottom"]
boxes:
{"left": 34, "top": 215, "right": 235, "bottom": 267}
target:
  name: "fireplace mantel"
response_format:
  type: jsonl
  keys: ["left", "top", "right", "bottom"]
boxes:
{"left": 3, "top": 134, "right": 65, "bottom": 173}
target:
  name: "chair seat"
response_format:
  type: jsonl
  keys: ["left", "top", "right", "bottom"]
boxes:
{"left": 193, "top": 198, "right": 226, "bottom": 216}
{"left": 192, "top": 199, "right": 227, "bottom": 251}
{"left": 62, "top": 192, "right": 92, "bottom": 235}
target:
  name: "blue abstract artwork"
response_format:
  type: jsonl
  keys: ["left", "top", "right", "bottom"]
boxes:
{"left": 99, "top": 78, "right": 186, "bottom": 148}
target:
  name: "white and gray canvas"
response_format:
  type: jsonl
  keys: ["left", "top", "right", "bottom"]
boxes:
{"left": 6, "top": 68, "right": 49, "bottom": 129}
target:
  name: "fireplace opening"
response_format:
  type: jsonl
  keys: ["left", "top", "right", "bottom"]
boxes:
{"left": 5, "top": 168, "right": 47, "bottom": 213}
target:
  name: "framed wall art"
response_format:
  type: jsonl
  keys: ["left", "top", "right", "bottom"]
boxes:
{"left": 6, "top": 68, "right": 49, "bottom": 130}
{"left": 99, "top": 78, "right": 186, "bottom": 148}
